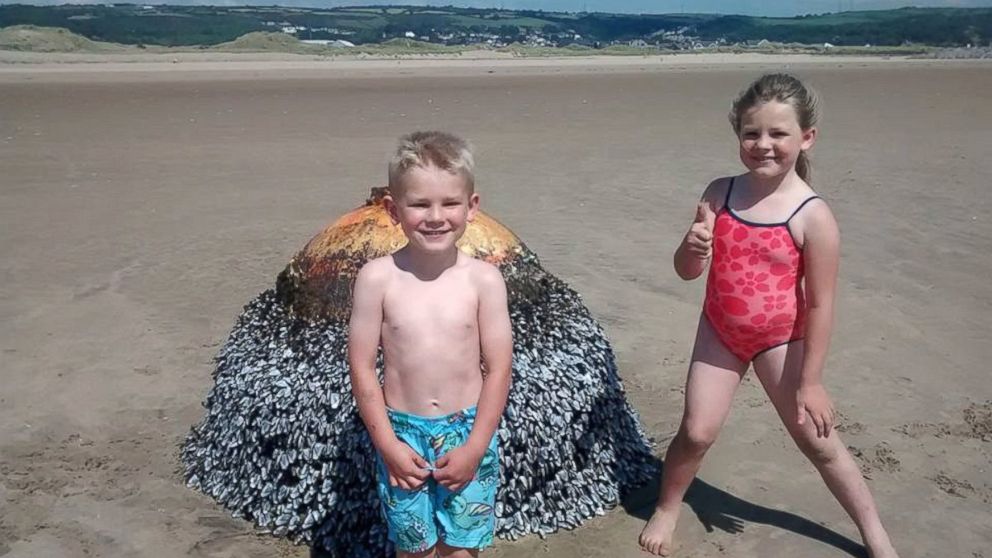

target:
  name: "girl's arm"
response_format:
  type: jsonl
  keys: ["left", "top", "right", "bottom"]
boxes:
{"left": 797, "top": 201, "right": 840, "bottom": 437}
{"left": 673, "top": 219, "right": 710, "bottom": 280}
{"left": 674, "top": 180, "right": 722, "bottom": 280}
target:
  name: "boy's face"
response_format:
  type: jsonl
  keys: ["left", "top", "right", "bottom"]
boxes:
{"left": 385, "top": 165, "right": 479, "bottom": 255}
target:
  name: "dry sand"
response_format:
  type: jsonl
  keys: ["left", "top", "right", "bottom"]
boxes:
{"left": 1, "top": 53, "right": 990, "bottom": 558}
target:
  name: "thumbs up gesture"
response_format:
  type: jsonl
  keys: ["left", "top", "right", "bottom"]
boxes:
{"left": 686, "top": 202, "right": 716, "bottom": 260}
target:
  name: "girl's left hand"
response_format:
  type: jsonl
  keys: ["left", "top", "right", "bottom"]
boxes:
{"left": 796, "top": 383, "right": 836, "bottom": 438}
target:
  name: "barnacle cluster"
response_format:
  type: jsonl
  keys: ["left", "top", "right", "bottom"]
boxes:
{"left": 182, "top": 189, "right": 657, "bottom": 556}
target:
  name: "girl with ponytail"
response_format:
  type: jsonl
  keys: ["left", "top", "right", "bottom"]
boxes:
{"left": 639, "top": 74, "right": 899, "bottom": 558}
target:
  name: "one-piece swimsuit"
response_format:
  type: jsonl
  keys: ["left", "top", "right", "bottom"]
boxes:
{"left": 703, "top": 177, "right": 821, "bottom": 363}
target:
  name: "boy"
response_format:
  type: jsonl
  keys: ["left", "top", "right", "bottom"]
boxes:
{"left": 348, "top": 131, "right": 513, "bottom": 558}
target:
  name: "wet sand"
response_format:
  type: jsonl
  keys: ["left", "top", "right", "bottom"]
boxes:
{"left": 1, "top": 54, "right": 990, "bottom": 557}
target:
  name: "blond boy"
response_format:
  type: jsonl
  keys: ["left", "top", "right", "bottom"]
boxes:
{"left": 348, "top": 131, "right": 512, "bottom": 557}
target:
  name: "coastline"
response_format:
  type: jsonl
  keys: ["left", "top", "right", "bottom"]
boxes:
{"left": 1, "top": 50, "right": 989, "bottom": 83}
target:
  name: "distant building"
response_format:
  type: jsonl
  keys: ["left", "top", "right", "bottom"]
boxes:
{"left": 300, "top": 39, "right": 355, "bottom": 47}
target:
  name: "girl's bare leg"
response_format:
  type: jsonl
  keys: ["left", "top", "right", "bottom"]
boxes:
{"left": 752, "top": 344, "right": 899, "bottom": 558}
{"left": 639, "top": 316, "right": 748, "bottom": 556}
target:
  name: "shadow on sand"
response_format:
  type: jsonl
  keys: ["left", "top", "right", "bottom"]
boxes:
{"left": 310, "top": 458, "right": 867, "bottom": 557}
{"left": 622, "top": 459, "right": 868, "bottom": 557}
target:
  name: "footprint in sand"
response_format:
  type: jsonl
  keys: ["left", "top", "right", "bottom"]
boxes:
{"left": 847, "top": 442, "right": 901, "bottom": 479}
{"left": 188, "top": 530, "right": 252, "bottom": 558}
{"left": 894, "top": 400, "right": 992, "bottom": 442}
{"left": 927, "top": 472, "right": 976, "bottom": 498}
{"left": 834, "top": 410, "right": 867, "bottom": 435}
{"left": 925, "top": 472, "right": 992, "bottom": 503}
{"left": 963, "top": 401, "right": 992, "bottom": 442}
{"left": 189, "top": 515, "right": 283, "bottom": 558}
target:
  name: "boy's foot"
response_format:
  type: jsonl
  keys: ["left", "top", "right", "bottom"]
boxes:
{"left": 638, "top": 508, "right": 678, "bottom": 556}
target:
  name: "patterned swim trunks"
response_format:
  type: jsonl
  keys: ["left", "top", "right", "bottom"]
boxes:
{"left": 376, "top": 406, "right": 500, "bottom": 553}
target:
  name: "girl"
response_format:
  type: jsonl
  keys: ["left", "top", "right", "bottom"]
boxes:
{"left": 638, "top": 74, "right": 898, "bottom": 557}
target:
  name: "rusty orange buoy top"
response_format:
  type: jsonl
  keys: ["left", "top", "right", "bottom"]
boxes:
{"left": 276, "top": 188, "right": 534, "bottom": 320}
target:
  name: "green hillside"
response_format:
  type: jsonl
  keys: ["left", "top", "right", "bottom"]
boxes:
{"left": 0, "top": 5, "right": 988, "bottom": 48}
{"left": 0, "top": 24, "right": 124, "bottom": 52}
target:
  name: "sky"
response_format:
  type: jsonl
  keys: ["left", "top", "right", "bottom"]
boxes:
{"left": 1, "top": 0, "right": 990, "bottom": 17}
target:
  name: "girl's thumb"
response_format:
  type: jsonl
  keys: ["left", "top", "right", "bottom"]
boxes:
{"left": 696, "top": 202, "right": 715, "bottom": 229}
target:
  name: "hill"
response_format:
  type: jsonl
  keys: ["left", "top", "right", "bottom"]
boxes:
{"left": 0, "top": 5, "right": 989, "bottom": 50}
{"left": 0, "top": 24, "right": 124, "bottom": 52}
{"left": 212, "top": 31, "right": 315, "bottom": 53}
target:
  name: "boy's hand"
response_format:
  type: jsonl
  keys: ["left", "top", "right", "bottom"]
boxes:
{"left": 686, "top": 202, "right": 716, "bottom": 260}
{"left": 381, "top": 440, "right": 431, "bottom": 491}
{"left": 797, "top": 383, "right": 836, "bottom": 438}
{"left": 433, "top": 444, "right": 484, "bottom": 492}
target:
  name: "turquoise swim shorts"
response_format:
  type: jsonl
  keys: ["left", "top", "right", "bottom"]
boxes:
{"left": 375, "top": 406, "right": 500, "bottom": 553}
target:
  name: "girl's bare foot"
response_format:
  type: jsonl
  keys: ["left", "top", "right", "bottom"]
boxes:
{"left": 859, "top": 518, "right": 898, "bottom": 558}
{"left": 866, "top": 538, "right": 900, "bottom": 558}
{"left": 638, "top": 508, "right": 679, "bottom": 556}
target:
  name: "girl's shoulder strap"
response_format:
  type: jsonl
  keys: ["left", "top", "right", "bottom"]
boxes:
{"left": 786, "top": 194, "right": 823, "bottom": 222}
{"left": 722, "top": 176, "right": 735, "bottom": 209}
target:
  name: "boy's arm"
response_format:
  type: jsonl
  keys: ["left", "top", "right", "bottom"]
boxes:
{"left": 348, "top": 261, "right": 430, "bottom": 489}
{"left": 467, "top": 264, "right": 513, "bottom": 453}
{"left": 433, "top": 264, "right": 512, "bottom": 491}
{"left": 796, "top": 201, "right": 840, "bottom": 438}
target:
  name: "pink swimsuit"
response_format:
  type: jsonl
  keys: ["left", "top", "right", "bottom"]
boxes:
{"left": 703, "top": 178, "right": 820, "bottom": 363}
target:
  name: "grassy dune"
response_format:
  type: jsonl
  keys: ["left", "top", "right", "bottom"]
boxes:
{"left": 0, "top": 24, "right": 125, "bottom": 52}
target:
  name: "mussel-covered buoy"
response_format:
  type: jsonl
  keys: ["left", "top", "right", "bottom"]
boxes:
{"left": 182, "top": 188, "right": 657, "bottom": 557}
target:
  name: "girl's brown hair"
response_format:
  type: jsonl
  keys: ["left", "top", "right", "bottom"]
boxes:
{"left": 729, "top": 73, "right": 820, "bottom": 182}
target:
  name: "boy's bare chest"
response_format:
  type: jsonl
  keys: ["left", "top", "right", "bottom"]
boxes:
{"left": 382, "top": 280, "right": 479, "bottom": 336}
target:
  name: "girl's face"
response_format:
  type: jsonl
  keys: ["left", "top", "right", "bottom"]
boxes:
{"left": 738, "top": 100, "right": 816, "bottom": 181}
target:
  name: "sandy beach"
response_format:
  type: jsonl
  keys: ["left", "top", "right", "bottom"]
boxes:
{"left": 1, "top": 53, "right": 990, "bottom": 558}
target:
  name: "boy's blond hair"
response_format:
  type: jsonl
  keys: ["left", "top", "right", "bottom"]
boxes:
{"left": 388, "top": 131, "right": 475, "bottom": 194}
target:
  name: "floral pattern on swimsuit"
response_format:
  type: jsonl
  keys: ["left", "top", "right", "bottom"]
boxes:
{"left": 703, "top": 186, "right": 813, "bottom": 363}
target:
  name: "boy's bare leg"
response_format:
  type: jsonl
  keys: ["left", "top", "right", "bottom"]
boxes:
{"left": 753, "top": 344, "right": 899, "bottom": 558}
{"left": 436, "top": 542, "right": 478, "bottom": 557}
{"left": 640, "top": 317, "right": 747, "bottom": 556}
